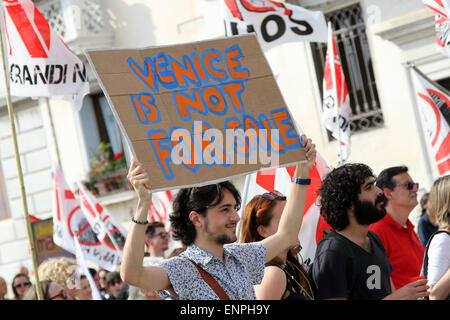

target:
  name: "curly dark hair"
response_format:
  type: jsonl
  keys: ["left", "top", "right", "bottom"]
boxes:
{"left": 170, "top": 181, "right": 241, "bottom": 246}
{"left": 319, "top": 163, "right": 375, "bottom": 231}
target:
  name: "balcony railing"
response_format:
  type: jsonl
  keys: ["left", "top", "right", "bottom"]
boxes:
{"left": 35, "top": 0, "right": 113, "bottom": 53}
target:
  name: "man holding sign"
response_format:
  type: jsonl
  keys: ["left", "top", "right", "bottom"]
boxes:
{"left": 121, "top": 134, "right": 316, "bottom": 300}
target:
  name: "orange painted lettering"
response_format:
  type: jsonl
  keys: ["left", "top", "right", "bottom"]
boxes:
{"left": 225, "top": 47, "right": 249, "bottom": 79}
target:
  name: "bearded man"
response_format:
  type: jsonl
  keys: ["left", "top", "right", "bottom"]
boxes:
{"left": 312, "top": 163, "right": 429, "bottom": 300}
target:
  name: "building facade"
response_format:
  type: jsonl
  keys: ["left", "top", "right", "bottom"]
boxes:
{"left": 0, "top": 0, "right": 448, "bottom": 298}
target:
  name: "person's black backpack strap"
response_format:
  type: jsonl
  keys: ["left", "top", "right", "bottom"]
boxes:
{"left": 322, "top": 230, "right": 357, "bottom": 293}
{"left": 421, "top": 230, "right": 450, "bottom": 279}
{"left": 420, "top": 230, "right": 450, "bottom": 300}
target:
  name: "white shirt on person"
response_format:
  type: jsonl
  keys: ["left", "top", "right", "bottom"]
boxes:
{"left": 427, "top": 231, "right": 450, "bottom": 285}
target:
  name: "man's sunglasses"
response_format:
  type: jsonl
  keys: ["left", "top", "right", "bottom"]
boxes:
{"left": 13, "top": 281, "right": 31, "bottom": 288}
{"left": 151, "top": 231, "right": 169, "bottom": 239}
{"left": 251, "top": 190, "right": 286, "bottom": 220}
{"left": 397, "top": 182, "right": 419, "bottom": 190}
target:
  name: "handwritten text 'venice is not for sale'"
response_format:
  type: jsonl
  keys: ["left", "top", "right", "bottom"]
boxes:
{"left": 126, "top": 44, "right": 302, "bottom": 180}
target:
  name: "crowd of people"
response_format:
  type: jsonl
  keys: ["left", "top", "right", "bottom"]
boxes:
{"left": 0, "top": 221, "right": 182, "bottom": 301}
{"left": 0, "top": 135, "right": 448, "bottom": 301}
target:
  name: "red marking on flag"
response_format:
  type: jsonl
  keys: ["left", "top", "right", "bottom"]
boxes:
{"left": 55, "top": 188, "right": 61, "bottom": 221}
{"left": 324, "top": 35, "right": 349, "bottom": 107}
{"left": 64, "top": 190, "right": 75, "bottom": 199}
{"left": 285, "top": 165, "right": 296, "bottom": 180}
{"left": 240, "top": 0, "right": 290, "bottom": 16}
{"left": 304, "top": 163, "right": 321, "bottom": 215}
{"left": 165, "top": 190, "right": 173, "bottom": 201}
{"left": 5, "top": 1, "right": 49, "bottom": 58}
{"left": 81, "top": 193, "right": 96, "bottom": 218}
{"left": 255, "top": 168, "right": 277, "bottom": 191}
{"left": 29, "top": 214, "right": 40, "bottom": 223}
{"left": 437, "top": 158, "right": 450, "bottom": 174}
{"left": 435, "top": 133, "right": 450, "bottom": 160}
{"left": 96, "top": 203, "right": 103, "bottom": 215}
{"left": 426, "top": 4, "right": 447, "bottom": 17}
{"left": 76, "top": 222, "right": 90, "bottom": 239}
{"left": 33, "top": 6, "right": 50, "bottom": 49}
{"left": 3, "top": 10, "right": 12, "bottom": 55}
{"left": 224, "top": 0, "right": 243, "bottom": 20}
{"left": 316, "top": 215, "right": 331, "bottom": 245}
{"left": 436, "top": 15, "right": 448, "bottom": 47}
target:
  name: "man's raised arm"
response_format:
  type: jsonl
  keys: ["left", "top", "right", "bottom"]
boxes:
{"left": 120, "top": 159, "right": 172, "bottom": 292}
{"left": 262, "top": 134, "right": 316, "bottom": 262}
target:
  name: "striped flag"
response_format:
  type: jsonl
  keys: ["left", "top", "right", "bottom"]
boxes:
{"left": 53, "top": 166, "right": 126, "bottom": 271}
{"left": 241, "top": 152, "right": 331, "bottom": 262}
{"left": 410, "top": 65, "right": 450, "bottom": 176}
{"left": 321, "top": 23, "right": 352, "bottom": 164}
{"left": 223, "top": 0, "right": 327, "bottom": 51}
{"left": 2, "top": 0, "right": 89, "bottom": 110}
{"left": 423, "top": 0, "right": 450, "bottom": 57}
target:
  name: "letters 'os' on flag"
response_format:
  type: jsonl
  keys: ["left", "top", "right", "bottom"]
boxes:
{"left": 322, "top": 23, "right": 352, "bottom": 163}
{"left": 423, "top": 0, "right": 450, "bottom": 57}
{"left": 410, "top": 67, "right": 450, "bottom": 176}
{"left": 52, "top": 166, "right": 126, "bottom": 271}
{"left": 2, "top": 0, "right": 89, "bottom": 110}
{"left": 242, "top": 152, "right": 331, "bottom": 262}
{"left": 223, "top": 0, "right": 327, "bottom": 51}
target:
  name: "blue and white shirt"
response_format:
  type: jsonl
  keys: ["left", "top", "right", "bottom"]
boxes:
{"left": 157, "top": 242, "right": 266, "bottom": 300}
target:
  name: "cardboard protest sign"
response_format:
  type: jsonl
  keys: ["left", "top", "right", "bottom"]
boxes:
{"left": 86, "top": 34, "right": 306, "bottom": 192}
{"left": 31, "top": 218, "right": 73, "bottom": 264}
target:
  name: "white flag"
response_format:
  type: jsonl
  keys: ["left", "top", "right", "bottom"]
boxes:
{"left": 77, "top": 181, "right": 127, "bottom": 246}
{"left": 2, "top": 0, "right": 89, "bottom": 110}
{"left": 223, "top": 0, "right": 327, "bottom": 51}
{"left": 241, "top": 152, "right": 331, "bottom": 262}
{"left": 410, "top": 66, "right": 450, "bottom": 176}
{"left": 52, "top": 166, "right": 124, "bottom": 271}
{"left": 322, "top": 23, "right": 352, "bottom": 163}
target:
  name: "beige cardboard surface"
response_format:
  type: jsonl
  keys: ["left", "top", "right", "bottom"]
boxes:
{"left": 86, "top": 34, "right": 305, "bottom": 192}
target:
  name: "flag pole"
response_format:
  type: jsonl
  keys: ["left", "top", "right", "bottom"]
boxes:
{"left": 0, "top": 30, "right": 44, "bottom": 300}
{"left": 407, "top": 61, "right": 450, "bottom": 96}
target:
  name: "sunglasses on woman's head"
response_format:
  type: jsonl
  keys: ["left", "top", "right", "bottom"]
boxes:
{"left": 251, "top": 190, "right": 286, "bottom": 220}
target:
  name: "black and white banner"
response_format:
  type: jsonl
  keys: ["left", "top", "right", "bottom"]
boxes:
{"left": 423, "top": 0, "right": 450, "bottom": 58}
{"left": 223, "top": 0, "right": 327, "bottom": 51}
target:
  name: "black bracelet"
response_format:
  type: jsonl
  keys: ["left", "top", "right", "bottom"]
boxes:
{"left": 292, "top": 177, "right": 311, "bottom": 185}
{"left": 131, "top": 217, "right": 149, "bottom": 225}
